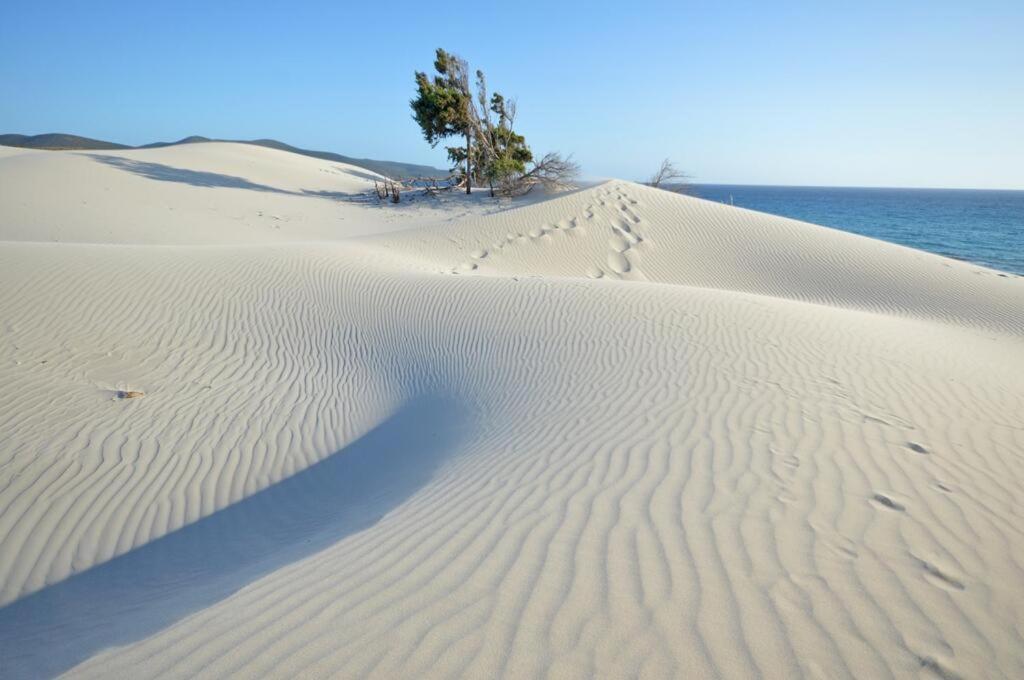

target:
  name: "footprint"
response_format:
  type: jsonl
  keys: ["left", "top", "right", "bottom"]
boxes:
{"left": 471, "top": 249, "right": 488, "bottom": 259}
{"left": 870, "top": 493, "right": 906, "bottom": 512}
{"left": 608, "top": 235, "right": 630, "bottom": 253}
{"left": 906, "top": 442, "right": 929, "bottom": 454}
{"left": 615, "top": 221, "right": 633, "bottom": 234}
{"left": 613, "top": 221, "right": 641, "bottom": 242}
{"left": 586, "top": 266, "right": 604, "bottom": 279}
{"left": 619, "top": 206, "right": 641, "bottom": 223}
{"left": 528, "top": 227, "right": 544, "bottom": 238}
{"left": 607, "top": 251, "right": 630, "bottom": 274}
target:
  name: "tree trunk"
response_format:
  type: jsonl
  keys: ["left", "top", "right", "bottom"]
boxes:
{"left": 465, "top": 133, "right": 472, "bottom": 194}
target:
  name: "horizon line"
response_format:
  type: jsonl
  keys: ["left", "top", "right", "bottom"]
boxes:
{"left": 3, "top": 131, "right": 1020, "bottom": 193}
{"left": 681, "top": 181, "right": 1024, "bottom": 193}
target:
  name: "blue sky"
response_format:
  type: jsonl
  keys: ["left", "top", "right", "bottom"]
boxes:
{"left": 2, "top": 1, "right": 1022, "bottom": 188}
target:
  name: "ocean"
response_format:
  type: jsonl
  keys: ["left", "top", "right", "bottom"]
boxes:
{"left": 689, "top": 185, "right": 1024, "bottom": 276}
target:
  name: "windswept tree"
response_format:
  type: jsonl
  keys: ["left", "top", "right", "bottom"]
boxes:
{"left": 412, "top": 48, "right": 578, "bottom": 197}
{"left": 411, "top": 49, "right": 473, "bottom": 193}
{"left": 471, "top": 73, "right": 533, "bottom": 195}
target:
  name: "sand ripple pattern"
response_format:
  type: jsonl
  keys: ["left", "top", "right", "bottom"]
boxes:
{"left": 1, "top": 176, "right": 1023, "bottom": 679}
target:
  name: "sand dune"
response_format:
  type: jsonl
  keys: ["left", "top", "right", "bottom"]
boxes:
{"left": 0, "top": 143, "right": 518, "bottom": 245}
{"left": 0, "top": 143, "right": 1022, "bottom": 679}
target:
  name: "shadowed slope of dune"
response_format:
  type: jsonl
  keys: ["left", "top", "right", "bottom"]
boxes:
{"left": 0, "top": 394, "right": 468, "bottom": 678}
{"left": 87, "top": 154, "right": 304, "bottom": 194}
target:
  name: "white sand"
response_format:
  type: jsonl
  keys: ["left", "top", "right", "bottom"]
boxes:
{"left": 0, "top": 142, "right": 1022, "bottom": 679}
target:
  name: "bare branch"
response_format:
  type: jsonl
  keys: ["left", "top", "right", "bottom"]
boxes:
{"left": 499, "top": 152, "right": 580, "bottom": 196}
{"left": 647, "top": 158, "right": 690, "bottom": 190}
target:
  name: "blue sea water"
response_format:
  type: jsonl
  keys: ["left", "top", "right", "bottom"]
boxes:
{"left": 690, "top": 185, "right": 1024, "bottom": 276}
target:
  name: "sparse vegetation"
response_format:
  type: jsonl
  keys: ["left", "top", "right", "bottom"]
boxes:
{"left": 646, "top": 158, "right": 691, "bottom": 193}
{"left": 373, "top": 178, "right": 403, "bottom": 202}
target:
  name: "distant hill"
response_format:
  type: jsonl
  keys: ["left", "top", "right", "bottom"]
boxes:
{"left": 0, "top": 132, "right": 448, "bottom": 178}
{"left": 138, "top": 135, "right": 212, "bottom": 148}
{"left": 248, "top": 139, "right": 447, "bottom": 180}
{"left": 0, "top": 133, "right": 131, "bottom": 151}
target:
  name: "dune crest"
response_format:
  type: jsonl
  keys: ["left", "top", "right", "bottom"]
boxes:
{"left": 1, "top": 143, "right": 1022, "bottom": 679}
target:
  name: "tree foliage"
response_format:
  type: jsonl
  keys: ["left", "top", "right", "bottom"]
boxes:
{"left": 411, "top": 48, "right": 577, "bottom": 196}
{"left": 411, "top": 49, "right": 474, "bottom": 192}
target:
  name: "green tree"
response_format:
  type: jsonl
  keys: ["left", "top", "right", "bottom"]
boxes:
{"left": 413, "top": 48, "right": 578, "bottom": 197}
{"left": 479, "top": 90, "right": 533, "bottom": 195}
{"left": 410, "top": 49, "right": 474, "bottom": 193}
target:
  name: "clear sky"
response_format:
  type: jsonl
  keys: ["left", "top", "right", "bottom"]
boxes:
{"left": 2, "top": 1, "right": 1022, "bottom": 189}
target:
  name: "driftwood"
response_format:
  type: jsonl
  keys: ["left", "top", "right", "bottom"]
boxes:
{"left": 372, "top": 175, "right": 468, "bottom": 203}
{"left": 115, "top": 389, "right": 145, "bottom": 399}
{"left": 398, "top": 175, "right": 463, "bottom": 197}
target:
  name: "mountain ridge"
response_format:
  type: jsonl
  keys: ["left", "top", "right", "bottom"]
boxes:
{"left": 0, "top": 132, "right": 448, "bottom": 178}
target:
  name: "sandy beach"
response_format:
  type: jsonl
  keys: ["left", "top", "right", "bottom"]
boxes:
{"left": 1, "top": 142, "right": 1022, "bottom": 678}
